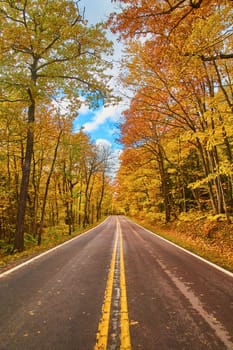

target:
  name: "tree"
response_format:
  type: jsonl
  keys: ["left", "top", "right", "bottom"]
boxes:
{"left": 95, "top": 143, "right": 112, "bottom": 221}
{"left": 111, "top": 0, "right": 233, "bottom": 221}
{"left": 114, "top": 147, "right": 161, "bottom": 218}
{"left": 0, "top": 0, "right": 113, "bottom": 251}
{"left": 109, "top": 0, "right": 233, "bottom": 62}
{"left": 37, "top": 123, "right": 63, "bottom": 245}
{"left": 58, "top": 129, "right": 90, "bottom": 234}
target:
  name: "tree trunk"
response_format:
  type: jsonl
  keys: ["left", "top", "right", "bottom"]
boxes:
{"left": 78, "top": 180, "right": 83, "bottom": 226}
{"left": 14, "top": 96, "right": 35, "bottom": 252}
{"left": 158, "top": 147, "right": 171, "bottom": 223}
{"left": 96, "top": 172, "right": 105, "bottom": 221}
{"left": 14, "top": 129, "right": 34, "bottom": 251}
{"left": 196, "top": 137, "right": 218, "bottom": 213}
{"left": 38, "top": 129, "right": 62, "bottom": 245}
{"left": 83, "top": 173, "right": 92, "bottom": 228}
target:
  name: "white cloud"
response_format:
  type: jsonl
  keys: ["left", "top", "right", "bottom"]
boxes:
{"left": 96, "top": 138, "right": 112, "bottom": 148}
{"left": 82, "top": 105, "right": 122, "bottom": 132}
{"left": 78, "top": 102, "right": 90, "bottom": 115}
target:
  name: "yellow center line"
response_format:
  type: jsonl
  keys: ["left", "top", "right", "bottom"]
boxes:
{"left": 94, "top": 218, "right": 132, "bottom": 350}
{"left": 94, "top": 229, "right": 118, "bottom": 350}
{"left": 119, "top": 219, "right": 132, "bottom": 350}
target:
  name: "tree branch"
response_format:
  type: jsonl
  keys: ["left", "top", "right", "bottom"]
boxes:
{"left": 184, "top": 52, "right": 233, "bottom": 61}
{"left": 36, "top": 74, "right": 92, "bottom": 87}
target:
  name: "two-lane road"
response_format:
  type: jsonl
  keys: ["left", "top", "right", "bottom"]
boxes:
{"left": 0, "top": 216, "right": 232, "bottom": 349}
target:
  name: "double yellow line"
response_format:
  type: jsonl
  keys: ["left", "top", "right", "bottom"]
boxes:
{"left": 94, "top": 218, "right": 131, "bottom": 350}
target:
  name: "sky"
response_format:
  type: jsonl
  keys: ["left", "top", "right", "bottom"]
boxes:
{"left": 79, "top": 0, "right": 118, "bottom": 25}
{"left": 73, "top": 0, "right": 126, "bottom": 154}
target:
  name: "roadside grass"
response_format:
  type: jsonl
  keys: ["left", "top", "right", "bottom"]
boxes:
{"left": 0, "top": 220, "right": 105, "bottom": 273}
{"left": 131, "top": 217, "right": 233, "bottom": 273}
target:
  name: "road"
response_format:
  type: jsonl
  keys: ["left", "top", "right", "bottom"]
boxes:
{"left": 0, "top": 216, "right": 232, "bottom": 350}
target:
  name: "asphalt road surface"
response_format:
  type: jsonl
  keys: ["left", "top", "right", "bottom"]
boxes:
{"left": 0, "top": 216, "right": 232, "bottom": 350}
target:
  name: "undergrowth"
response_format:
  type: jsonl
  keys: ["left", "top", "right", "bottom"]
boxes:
{"left": 132, "top": 215, "right": 233, "bottom": 272}
{"left": 0, "top": 221, "right": 104, "bottom": 273}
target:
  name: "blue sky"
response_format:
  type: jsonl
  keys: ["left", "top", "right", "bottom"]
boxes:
{"left": 72, "top": 0, "right": 125, "bottom": 152}
{"left": 74, "top": 103, "right": 122, "bottom": 149}
{"left": 79, "top": 0, "right": 118, "bottom": 25}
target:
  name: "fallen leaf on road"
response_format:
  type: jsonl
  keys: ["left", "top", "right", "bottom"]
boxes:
{"left": 130, "top": 320, "right": 139, "bottom": 326}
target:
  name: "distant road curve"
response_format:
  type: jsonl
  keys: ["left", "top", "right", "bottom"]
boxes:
{"left": 0, "top": 216, "right": 232, "bottom": 350}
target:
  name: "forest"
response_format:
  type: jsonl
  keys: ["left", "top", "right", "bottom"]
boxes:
{"left": 0, "top": 0, "right": 233, "bottom": 267}
{"left": 0, "top": 0, "right": 115, "bottom": 253}
{"left": 110, "top": 0, "right": 233, "bottom": 269}
{"left": 110, "top": 0, "right": 233, "bottom": 221}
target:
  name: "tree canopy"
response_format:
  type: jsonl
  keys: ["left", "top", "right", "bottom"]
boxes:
{"left": 109, "top": 0, "right": 233, "bottom": 223}
{"left": 0, "top": 0, "right": 114, "bottom": 251}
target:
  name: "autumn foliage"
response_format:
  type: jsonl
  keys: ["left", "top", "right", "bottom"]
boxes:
{"left": 110, "top": 0, "right": 233, "bottom": 224}
{"left": 0, "top": 0, "right": 114, "bottom": 252}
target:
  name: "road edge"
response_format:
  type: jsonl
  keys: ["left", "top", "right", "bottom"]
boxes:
{"left": 128, "top": 218, "right": 233, "bottom": 278}
{"left": 0, "top": 218, "right": 109, "bottom": 279}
